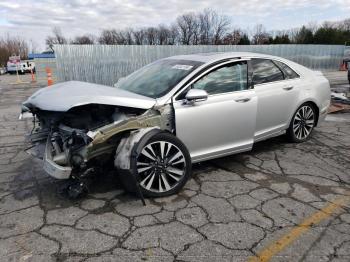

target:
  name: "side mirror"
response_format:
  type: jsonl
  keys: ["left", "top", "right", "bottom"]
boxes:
{"left": 185, "top": 89, "right": 208, "bottom": 103}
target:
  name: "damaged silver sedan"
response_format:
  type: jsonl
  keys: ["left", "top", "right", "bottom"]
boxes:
{"left": 21, "top": 52, "right": 331, "bottom": 198}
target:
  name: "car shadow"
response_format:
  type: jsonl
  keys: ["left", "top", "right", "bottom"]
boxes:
{"left": 9, "top": 134, "right": 292, "bottom": 209}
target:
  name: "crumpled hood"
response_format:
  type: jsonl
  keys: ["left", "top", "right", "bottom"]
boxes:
{"left": 23, "top": 81, "right": 156, "bottom": 112}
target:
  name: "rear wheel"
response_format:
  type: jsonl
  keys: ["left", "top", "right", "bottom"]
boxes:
{"left": 286, "top": 103, "right": 316, "bottom": 142}
{"left": 121, "top": 132, "right": 192, "bottom": 197}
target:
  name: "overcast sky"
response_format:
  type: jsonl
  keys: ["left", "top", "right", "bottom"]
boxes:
{"left": 0, "top": 0, "right": 349, "bottom": 51}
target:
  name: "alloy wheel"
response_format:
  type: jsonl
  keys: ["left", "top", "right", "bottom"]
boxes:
{"left": 136, "top": 141, "right": 186, "bottom": 193}
{"left": 292, "top": 105, "right": 315, "bottom": 140}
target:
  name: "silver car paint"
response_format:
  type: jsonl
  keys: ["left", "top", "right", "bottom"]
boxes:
{"left": 24, "top": 52, "right": 331, "bottom": 166}
{"left": 174, "top": 89, "right": 257, "bottom": 162}
{"left": 24, "top": 81, "right": 155, "bottom": 111}
{"left": 169, "top": 53, "right": 329, "bottom": 161}
{"left": 253, "top": 78, "right": 301, "bottom": 141}
{"left": 155, "top": 52, "right": 315, "bottom": 106}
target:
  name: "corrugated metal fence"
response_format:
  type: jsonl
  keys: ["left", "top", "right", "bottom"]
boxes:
{"left": 54, "top": 44, "right": 345, "bottom": 86}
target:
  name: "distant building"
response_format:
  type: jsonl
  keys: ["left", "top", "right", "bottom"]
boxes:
{"left": 28, "top": 52, "right": 55, "bottom": 60}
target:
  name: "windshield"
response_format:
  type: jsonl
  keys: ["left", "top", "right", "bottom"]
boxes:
{"left": 118, "top": 59, "right": 204, "bottom": 98}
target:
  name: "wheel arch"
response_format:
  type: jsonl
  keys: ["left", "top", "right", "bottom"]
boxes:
{"left": 115, "top": 127, "right": 191, "bottom": 197}
{"left": 114, "top": 127, "right": 162, "bottom": 171}
{"left": 291, "top": 99, "right": 320, "bottom": 127}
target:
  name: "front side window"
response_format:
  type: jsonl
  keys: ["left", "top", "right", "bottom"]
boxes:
{"left": 252, "top": 59, "right": 284, "bottom": 85}
{"left": 192, "top": 62, "right": 248, "bottom": 95}
{"left": 118, "top": 59, "right": 203, "bottom": 98}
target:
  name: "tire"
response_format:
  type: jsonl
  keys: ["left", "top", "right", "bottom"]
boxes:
{"left": 120, "top": 132, "right": 192, "bottom": 197}
{"left": 286, "top": 103, "right": 317, "bottom": 143}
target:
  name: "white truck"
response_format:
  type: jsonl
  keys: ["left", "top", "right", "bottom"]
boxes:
{"left": 7, "top": 59, "right": 35, "bottom": 74}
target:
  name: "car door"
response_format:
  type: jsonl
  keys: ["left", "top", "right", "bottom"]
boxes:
{"left": 252, "top": 59, "right": 300, "bottom": 141}
{"left": 173, "top": 60, "right": 257, "bottom": 162}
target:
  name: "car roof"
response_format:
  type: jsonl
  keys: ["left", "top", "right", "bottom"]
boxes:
{"left": 166, "top": 52, "right": 286, "bottom": 63}
{"left": 165, "top": 51, "right": 313, "bottom": 75}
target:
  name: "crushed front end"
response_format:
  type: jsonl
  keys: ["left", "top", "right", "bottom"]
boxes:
{"left": 24, "top": 104, "right": 114, "bottom": 179}
{"left": 22, "top": 103, "right": 173, "bottom": 183}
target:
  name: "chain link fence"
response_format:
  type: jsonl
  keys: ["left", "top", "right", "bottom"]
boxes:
{"left": 54, "top": 44, "right": 346, "bottom": 86}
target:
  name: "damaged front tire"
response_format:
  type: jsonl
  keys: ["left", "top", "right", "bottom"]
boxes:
{"left": 119, "top": 132, "right": 192, "bottom": 197}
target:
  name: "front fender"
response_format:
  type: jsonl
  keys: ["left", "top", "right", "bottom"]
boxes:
{"left": 114, "top": 127, "right": 162, "bottom": 170}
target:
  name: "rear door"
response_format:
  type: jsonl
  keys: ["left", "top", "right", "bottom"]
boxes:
{"left": 252, "top": 59, "right": 300, "bottom": 141}
{"left": 173, "top": 60, "right": 257, "bottom": 162}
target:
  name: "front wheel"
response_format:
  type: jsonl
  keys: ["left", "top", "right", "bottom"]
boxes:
{"left": 286, "top": 103, "right": 317, "bottom": 143}
{"left": 121, "top": 132, "right": 192, "bottom": 197}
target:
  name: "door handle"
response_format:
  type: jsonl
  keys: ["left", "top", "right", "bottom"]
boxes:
{"left": 235, "top": 98, "right": 251, "bottom": 103}
{"left": 283, "top": 85, "right": 294, "bottom": 91}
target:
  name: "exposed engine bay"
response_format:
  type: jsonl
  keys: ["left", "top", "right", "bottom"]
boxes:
{"left": 23, "top": 102, "right": 174, "bottom": 198}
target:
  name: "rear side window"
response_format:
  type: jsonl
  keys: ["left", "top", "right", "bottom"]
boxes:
{"left": 273, "top": 60, "right": 299, "bottom": 79}
{"left": 252, "top": 59, "right": 284, "bottom": 85}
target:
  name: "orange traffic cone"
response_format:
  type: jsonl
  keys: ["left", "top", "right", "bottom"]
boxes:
{"left": 46, "top": 67, "right": 53, "bottom": 86}
{"left": 30, "top": 68, "right": 36, "bottom": 83}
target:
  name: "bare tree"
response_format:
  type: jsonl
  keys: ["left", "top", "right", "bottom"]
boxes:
{"left": 133, "top": 29, "right": 145, "bottom": 45}
{"left": 341, "top": 19, "right": 350, "bottom": 31}
{"left": 117, "top": 31, "right": 128, "bottom": 44}
{"left": 0, "top": 34, "right": 29, "bottom": 66}
{"left": 124, "top": 28, "right": 134, "bottom": 45}
{"left": 307, "top": 21, "right": 319, "bottom": 34}
{"left": 223, "top": 29, "right": 242, "bottom": 45}
{"left": 168, "top": 24, "right": 179, "bottom": 45}
{"left": 286, "top": 27, "right": 300, "bottom": 43}
{"left": 211, "top": 11, "right": 230, "bottom": 44}
{"left": 46, "top": 8, "right": 350, "bottom": 48}
{"left": 192, "top": 20, "right": 200, "bottom": 45}
{"left": 97, "top": 9, "right": 231, "bottom": 46}
{"left": 71, "top": 34, "right": 95, "bottom": 44}
{"left": 252, "top": 24, "right": 270, "bottom": 44}
{"left": 98, "top": 29, "right": 118, "bottom": 44}
{"left": 157, "top": 25, "right": 171, "bottom": 45}
{"left": 198, "top": 9, "right": 213, "bottom": 44}
{"left": 177, "top": 13, "right": 198, "bottom": 45}
{"left": 98, "top": 29, "right": 134, "bottom": 45}
{"left": 46, "top": 27, "right": 67, "bottom": 51}
{"left": 145, "top": 27, "right": 158, "bottom": 45}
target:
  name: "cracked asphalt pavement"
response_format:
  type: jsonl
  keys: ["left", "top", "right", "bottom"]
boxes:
{"left": 0, "top": 74, "right": 350, "bottom": 261}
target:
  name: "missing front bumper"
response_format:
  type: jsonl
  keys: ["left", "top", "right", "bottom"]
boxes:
{"left": 43, "top": 138, "right": 72, "bottom": 179}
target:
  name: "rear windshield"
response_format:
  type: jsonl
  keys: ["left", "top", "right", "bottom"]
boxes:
{"left": 118, "top": 59, "right": 204, "bottom": 98}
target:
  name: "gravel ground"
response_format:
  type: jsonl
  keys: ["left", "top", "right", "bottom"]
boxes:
{"left": 0, "top": 73, "right": 349, "bottom": 262}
